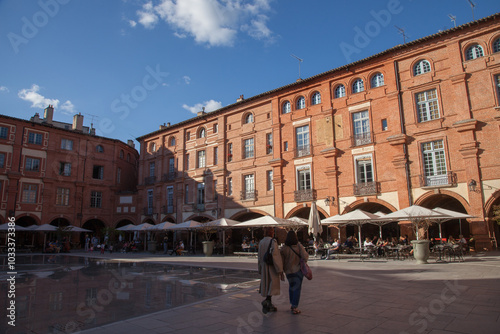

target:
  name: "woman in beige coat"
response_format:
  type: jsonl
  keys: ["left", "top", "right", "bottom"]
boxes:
{"left": 258, "top": 227, "right": 284, "bottom": 314}
{"left": 280, "top": 230, "right": 309, "bottom": 314}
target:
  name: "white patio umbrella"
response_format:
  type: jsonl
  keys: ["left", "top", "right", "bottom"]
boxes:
{"left": 383, "top": 205, "right": 450, "bottom": 240}
{"left": 322, "top": 209, "right": 381, "bottom": 251}
{"left": 196, "top": 218, "right": 241, "bottom": 255}
{"left": 368, "top": 212, "right": 397, "bottom": 239}
{"left": 235, "top": 216, "right": 307, "bottom": 227}
{"left": 166, "top": 220, "right": 202, "bottom": 252}
{"left": 147, "top": 221, "right": 176, "bottom": 231}
{"left": 62, "top": 225, "right": 92, "bottom": 233}
{"left": 30, "top": 224, "right": 58, "bottom": 251}
{"left": 116, "top": 224, "right": 136, "bottom": 231}
{"left": 128, "top": 223, "right": 154, "bottom": 231}
{"left": 308, "top": 201, "right": 323, "bottom": 242}
{"left": 431, "top": 207, "right": 475, "bottom": 243}
{"left": 0, "top": 223, "right": 29, "bottom": 231}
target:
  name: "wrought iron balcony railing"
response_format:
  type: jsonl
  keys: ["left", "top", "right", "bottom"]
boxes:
{"left": 240, "top": 190, "right": 258, "bottom": 201}
{"left": 294, "top": 189, "right": 316, "bottom": 202}
{"left": 351, "top": 132, "right": 372, "bottom": 147}
{"left": 353, "top": 181, "right": 380, "bottom": 196}
{"left": 144, "top": 176, "right": 156, "bottom": 185}
{"left": 143, "top": 207, "right": 155, "bottom": 216}
{"left": 161, "top": 205, "right": 174, "bottom": 214}
{"left": 192, "top": 203, "right": 205, "bottom": 212}
{"left": 295, "top": 145, "right": 311, "bottom": 158}
{"left": 419, "top": 171, "right": 457, "bottom": 187}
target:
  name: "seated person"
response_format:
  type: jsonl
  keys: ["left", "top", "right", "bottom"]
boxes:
{"left": 325, "top": 238, "right": 341, "bottom": 259}
{"left": 176, "top": 241, "right": 185, "bottom": 255}
{"left": 343, "top": 237, "right": 354, "bottom": 253}
{"left": 448, "top": 236, "right": 456, "bottom": 245}
{"left": 241, "top": 240, "right": 250, "bottom": 252}
{"left": 249, "top": 239, "right": 257, "bottom": 252}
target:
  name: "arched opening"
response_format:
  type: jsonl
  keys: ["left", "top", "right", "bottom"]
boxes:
{"left": 419, "top": 194, "right": 471, "bottom": 240}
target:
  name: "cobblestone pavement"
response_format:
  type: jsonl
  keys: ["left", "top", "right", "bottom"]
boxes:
{"left": 77, "top": 251, "right": 500, "bottom": 334}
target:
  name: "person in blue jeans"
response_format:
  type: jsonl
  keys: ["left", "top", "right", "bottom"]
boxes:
{"left": 280, "top": 230, "right": 309, "bottom": 314}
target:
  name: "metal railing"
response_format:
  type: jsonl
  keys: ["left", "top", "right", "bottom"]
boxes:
{"left": 419, "top": 171, "right": 457, "bottom": 187}
{"left": 240, "top": 190, "right": 258, "bottom": 201}
{"left": 294, "top": 189, "right": 316, "bottom": 202}
{"left": 295, "top": 145, "right": 311, "bottom": 158}
{"left": 351, "top": 132, "right": 372, "bottom": 147}
{"left": 143, "top": 207, "right": 155, "bottom": 216}
{"left": 353, "top": 181, "right": 380, "bottom": 196}
{"left": 144, "top": 176, "right": 156, "bottom": 185}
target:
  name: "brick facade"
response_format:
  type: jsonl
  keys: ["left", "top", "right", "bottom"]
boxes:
{"left": 0, "top": 108, "right": 139, "bottom": 246}
{"left": 137, "top": 14, "right": 500, "bottom": 250}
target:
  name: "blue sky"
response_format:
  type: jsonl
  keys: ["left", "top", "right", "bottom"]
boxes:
{"left": 1, "top": 0, "right": 499, "bottom": 148}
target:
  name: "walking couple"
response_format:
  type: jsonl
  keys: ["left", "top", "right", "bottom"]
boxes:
{"left": 258, "top": 227, "right": 309, "bottom": 315}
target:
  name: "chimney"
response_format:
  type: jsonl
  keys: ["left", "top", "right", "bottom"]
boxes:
{"left": 167, "top": 122, "right": 170, "bottom": 127}
{"left": 89, "top": 127, "right": 96, "bottom": 135}
{"left": 44, "top": 105, "right": 54, "bottom": 124}
{"left": 31, "top": 113, "right": 40, "bottom": 122}
{"left": 197, "top": 107, "right": 206, "bottom": 117}
{"left": 72, "top": 113, "right": 84, "bottom": 131}
{"left": 237, "top": 94, "right": 244, "bottom": 102}
{"left": 127, "top": 139, "right": 135, "bottom": 148}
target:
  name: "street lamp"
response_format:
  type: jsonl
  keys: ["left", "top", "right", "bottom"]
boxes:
{"left": 468, "top": 179, "right": 477, "bottom": 192}
{"left": 324, "top": 196, "right": 335, "bottom": 206}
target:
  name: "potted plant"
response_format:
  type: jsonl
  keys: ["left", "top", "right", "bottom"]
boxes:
{"left": 199, "top": 222, "right": 217, "bottom": 256}
{"left": 410, "top": 219, "right": 432, "bottom": 264}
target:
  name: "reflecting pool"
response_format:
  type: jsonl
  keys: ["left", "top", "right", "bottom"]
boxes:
{"left": 0, "top": 255, "right": 260, "bottom": 334}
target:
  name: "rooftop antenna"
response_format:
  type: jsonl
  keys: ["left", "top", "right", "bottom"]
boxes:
{"left": 291, "top": 54, "right": 303, "bottom": 80}
{"left": 394, "top": 25, "right": 407, "bottom": 44}
{"left": 467, "top": 0, "right": 476, "bottom": 20}
{"left": 85, "top": 113, "right": 99, "bottom": 128}
{"left": 448, "top": 14, "right": 457, "bottom": 27}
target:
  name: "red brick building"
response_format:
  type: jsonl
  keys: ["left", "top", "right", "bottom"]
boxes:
{"left": 0, "top": 106, "right": 139, "bottom": 246}
{"left": 136, "top": 14, "right": 500, "bottom": 250}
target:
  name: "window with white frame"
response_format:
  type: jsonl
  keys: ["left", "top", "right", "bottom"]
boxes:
{"left": 168, "top": 157, "right": 175, "bottom": 178}
{"left": 197, "top": 150, "right": 206, "bottom": 168}
{"left": 297, "top": 165, "right": 311, "bottom": 191}
{"left": 227, "top": 177, "right": 233, "bottom": 196}
{"left": 243, "top": 138, "right": 254, "bottom": 159}
{"left": 422, "top": 140, "right": 448, "bottom": 186}
{"left": 96, "top": 145, "right": 104, "bottom": 153}
{"left": 296, "top": 96, "right": 305, "bottom": 110}
{"left": 146, "top": 189, "right": 153, "bottom": 213}
{"left": 334, "top": 84, "right": 346, "bottom": 98}
{"left": 0, "top": 153, "right": 4, "bottom": 168}
{"left": 185, "top": 153, "right": 190, "bottom": 170}
{"left": 169, "top": 137, "right": 176, "bottom": 146}
{"left": 56, "top": 188, "right": 70, "bottom": 206}
{"left": 198, "top": 128, "right": 206, "bottom": 138}
{"left": 354, "top": 155, "right": 374, "bottom": 184}
{"left": 150, "top": 142, "right": 157, "bottom": 152}
{"left": 0, "top": 126, "right": 8, "bottom": 139}
{"left": 167, "top": 186, "right": 174, "bottom": 213}
{"left": 185, "top": 184, "right": 189, "bottom": 204}
{"left": 282, "top": 101, "right": 291, "bottom": 114}
{"left": 28, "top": 132, "right": 43, "bottom": 145}
{"left": 352, "top": 110, "right": 371, "bottom": 146}
{"left": 149, "top": 162, "right": 155, "bottom": 177}
{"left": 312, "top": 92, "right": 321, "bottom": 105}
{"left": 267, "top": 170, "right": 274, "bottom": 191}
{"left": 266, "top": 133, "right": 273, "bottom": 154}
{"left": 245, "top": 113, "right": 253, "bottom": 124}
{"left": 25, "top": 157, "right": 40, "bottom": 171}
{"left": 414, "top": 60, "right": 431, "bottom": 76}
{"left": 91, "top": 191, "right": 102, "bottom": 208}
{"left": 61, "top": 139, "right": 73, "bottom": 150}
{"left": 295, "top": 125, "right": 310, "bottom": 157}
{"left": 371, "top": 73, "right": 384, "bottom": 88}
{"left": 59, "top": 162, "right": 71, "bottom": 176}
{"left": 213, "top": 123, "right": 218, "bottom": 133}
{"left": 352, "top": 79, "right": 364, "bottom": 93}
{"left": 197, "top": 182, "right": 205, "bottom": 205}
{"left": 494, "top": 38, "right": 500, "bottom": 53}
{"left": 214, "top": 146, "right": 218, "bottom": 165}
{"left": 243, "top": 174, "right": 255, "bottom": 199}
{"left": 22, "top": 184, "right": 38, "bottom": 203}
{"left": 494, "top": 74, "right": 500, "bottom": 104}
{"left": 466, "top": 44, "right": 484, "bottom": 60}
{"left": 416, "top": 89, "right": 440, "bottom": 122}
{"left": 119, "top": 150, "right": 124, "bottom": 159}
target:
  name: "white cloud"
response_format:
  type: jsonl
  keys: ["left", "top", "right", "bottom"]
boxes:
{"left": 0, "top": 86, "right": 9, "bottom": 92}
{"left": 137, "top": 1, "right": 159, "bottom": 29}
{"left": 183, "top": 76, "right": 191, "bottom": 84}
{"left": 60, "top": 100, "right": 77, "bottom": 115}
{"left": 136, "top": 0, "right": 274, "bottom": 47}
{"left": 182, "top": 99, "right": 222, "bottom": 114}
{"left": 129, "top": 20, "right": 137, "bottom": 27}
{"left": 17, "top": 84, "right": 76, "bottom": 115}
{"left": 18, "top": 84, "right": 60, "bottom": 109}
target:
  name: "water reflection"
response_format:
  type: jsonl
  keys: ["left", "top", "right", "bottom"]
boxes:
{"left": 0, "top": 255, "right": 259, "bottom": 334}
